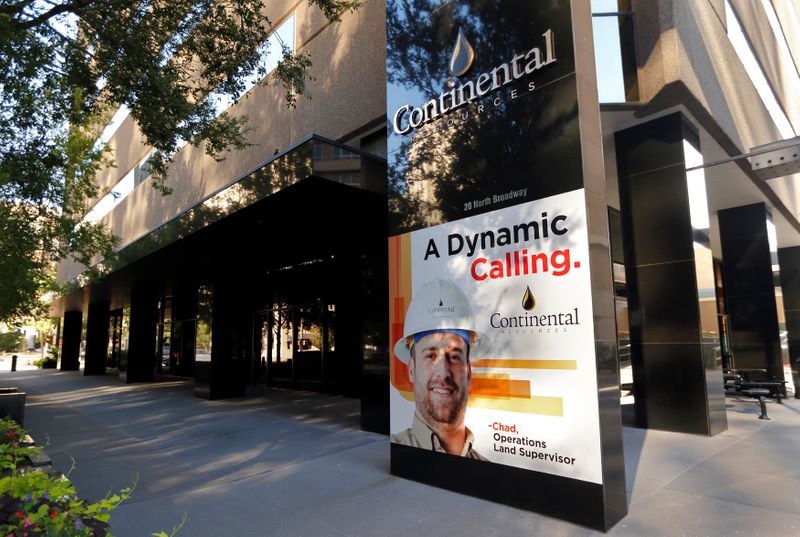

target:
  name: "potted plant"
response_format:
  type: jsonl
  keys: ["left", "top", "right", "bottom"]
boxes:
{"left": 33, "top": 347, "right": 58, "bottom": 369}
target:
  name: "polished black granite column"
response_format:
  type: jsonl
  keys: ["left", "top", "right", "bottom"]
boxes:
{"left": 84, "top": 302, "right": 110, "bottom": 375}
{"left": 616, "top": 112, "right": 726, "bottom": 435}
{"left": 717, "top": 203, "right": 784, "bottom": 382}
{"left": 718, "top": 204, "right": 784, "bottom": 386}
{"left": 331, "top": 241, "right": 366, "bottom": 398}
{"left": 60, "top": 311, "right": 82, "bottom": 371}
{"left": 195, "top": 280, "right": 247, "bottom": 399}
{"left": 778, "top": 246, "right": 800, "bottom": 398}
{"left": 123, "top": 288, "right": 158, "bottom": 383}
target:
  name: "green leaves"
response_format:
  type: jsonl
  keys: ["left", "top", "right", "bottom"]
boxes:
{"left": 308, "top": 0, "right": 363, "bottom": 22}
{"left": 0, "top": 418, "right": 135, "bottom": 536}
{"left": 151, "top": 512, "right": 188, "bottom": 537}
{"left": 272, "top": 48, "right": 314, "bottom": 107}
{"left": 0, "top": 0, "right": 359, "bottom": 322}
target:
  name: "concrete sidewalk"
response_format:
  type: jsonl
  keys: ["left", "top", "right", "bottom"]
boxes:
{"left": 2, "top": 369, "right": 799, "bottom": 537}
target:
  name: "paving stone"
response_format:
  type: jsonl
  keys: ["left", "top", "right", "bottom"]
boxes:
{"left": 3, "top": 369, "right": 800, "bottom": 537}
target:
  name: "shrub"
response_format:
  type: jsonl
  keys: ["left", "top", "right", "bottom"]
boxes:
{"left": 32, "top": 357, "right": 56, "bottom": 369}
{"left": 0, "top": 333, "right": 23, "bottom": 353}
{"left": 31, "top": 346, "right": 60, "bottom": 369}
{"left": 0, "top": 471, "right": 130, "bottom": 536}
{"left": 0, "top": 419, "right": 132, "bottom": 536}
{"left": 0, "top": 420, "right": 43, "bottom": 472}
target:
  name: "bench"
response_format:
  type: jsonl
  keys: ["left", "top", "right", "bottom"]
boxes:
{"left": 735, "top": 368, "right": 768, "bottom": 382}
{"left": 723, "top": 373, "right": 742, "bottom": 392}
{"left": 740, "top": 388, "right": 771, "bottom": 420}
{"left": 739, "top": 381, "right": 787, "bottom": 404}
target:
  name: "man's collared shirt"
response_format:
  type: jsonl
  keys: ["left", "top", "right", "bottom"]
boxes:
{"left": 391, "top": 414, "right": 487, "bottom": 460}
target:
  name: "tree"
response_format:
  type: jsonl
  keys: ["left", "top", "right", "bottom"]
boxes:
{"left": 0, "top": 0, "right": 359, "bottom": 322}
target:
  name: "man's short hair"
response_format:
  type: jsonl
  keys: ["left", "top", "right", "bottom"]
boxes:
{"left": 408, "top": 332, "right": 471, "bottom": 362}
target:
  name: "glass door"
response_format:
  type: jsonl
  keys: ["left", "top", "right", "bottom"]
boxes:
{"left": 295, "top": 305, "right": 323, "bottom": 386}
{"left": 156, "top": 297, "right": 172, "bottom": 374}
{"left": 267, "top": 304, "right": 294, "bottom": 385}
{"left": 108, "top": 309, "right": 123, "bottom": 370}
{"left": 257, "top": 302, "right": 335, "bottom": 391}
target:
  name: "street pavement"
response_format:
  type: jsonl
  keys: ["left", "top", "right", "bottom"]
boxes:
{"left": 0, "top": 353, "right": 42, "bottom": 372}
{"left": 1, "top": 369, "right": 799, "bottom": 537}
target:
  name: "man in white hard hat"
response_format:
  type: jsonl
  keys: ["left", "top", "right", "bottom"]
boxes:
{"left": 392, "top": 277, "right": 488, "bottom": 460}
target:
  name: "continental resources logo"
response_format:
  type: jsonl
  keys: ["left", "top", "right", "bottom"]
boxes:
{"left": 392, "top": 26, "right": 556, "bottom": 135}
{"left": 490, "top": 287, "right": 579, "bottom": 332}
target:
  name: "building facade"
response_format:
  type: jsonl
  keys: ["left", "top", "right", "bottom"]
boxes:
{"left": 52, "top": 0, "right": 799, "bottom": 476}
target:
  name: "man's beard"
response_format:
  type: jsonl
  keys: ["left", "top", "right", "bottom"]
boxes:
{"left": 418, "top": 379, "right": 468, "bottom": 425}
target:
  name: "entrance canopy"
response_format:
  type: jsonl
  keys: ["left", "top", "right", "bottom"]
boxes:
{"left": 52, "top": 136, "right": 388, "bottom": 314}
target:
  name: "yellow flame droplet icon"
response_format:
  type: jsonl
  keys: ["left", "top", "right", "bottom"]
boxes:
{"left": 522, "top": 286, "right": 536, "bottom": 311}
{"left": 449, "top": 28, "right": 475, "bottom": 77}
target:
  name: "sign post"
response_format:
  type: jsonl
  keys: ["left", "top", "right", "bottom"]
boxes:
{"left": 387, "top": 0, "right": 626, "bottom": 530}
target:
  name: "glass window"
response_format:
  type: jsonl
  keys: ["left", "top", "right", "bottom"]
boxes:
{"left": 326, "top": 172, "right": 361, "bottom": 187}
{"left": 114, "top": 306, "right": 130, "bottom": 372}
{"left": 134, "top": 156, "right": 152, "bottom": 188}
{"left": 95, "top": 105, "right": 130, "bottom": 150}
{"left": 268, "top": 305, "right": 294, "bottom": 381}
{"left": 333, "top": 147, "right": 360, "bottom": 160}
{"left": 592, "top": 1, "right": 639, "bottom": 103}
{"left": 208, "top": 13, "right": 296, "bottom": 116}
{"left": 195, "top": 285, "right": 213, "bottom": 362}
{"left": 725, "top": 1, "right": 795, "bottom": 138}
{"left": 296, "top": 306, "right": 323, "bottom": 382}
{"left": 83, "top": 152, "right": 144, "bottom": 223}
{"left": 157, "top": 297, "right": 172, "bottom": 372}
{"left": 107, "top": 311, "right": 119, "bottom": 369}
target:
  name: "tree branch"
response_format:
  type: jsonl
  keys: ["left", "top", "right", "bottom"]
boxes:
{"left": 0, "top": 0, "right": 38, "bottom": 17}
{"left": 13, "top": 0, "right": 131, "bottom": 30}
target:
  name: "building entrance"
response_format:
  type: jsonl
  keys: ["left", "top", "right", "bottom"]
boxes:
{"left": 154, "top": 293, "right": 201, "bottom": 378}
{"left": 253, "top": 301, "right": 336, "bottom": 392}
{"left": 107, "top": 308, "right": 126, "bottom": 371}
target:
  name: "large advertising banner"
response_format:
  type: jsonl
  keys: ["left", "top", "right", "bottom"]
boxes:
{"left": 389, "top": 189, "right": 602, "bottom": 484}
{"left": 387, "top": 0, "right": 626, "bottom": 529}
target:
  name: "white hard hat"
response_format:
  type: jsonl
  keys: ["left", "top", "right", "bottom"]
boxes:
{"left": 393, "top": 277, "right": 489, "bottom": 363}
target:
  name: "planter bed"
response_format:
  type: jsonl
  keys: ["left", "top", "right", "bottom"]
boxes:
{"left": 0, "top": 419, "right": 120, "bottom": 536}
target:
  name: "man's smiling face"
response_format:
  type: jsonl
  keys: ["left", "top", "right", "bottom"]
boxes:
{"left": 409, "top": 331, "right": 471, "bottom": 427}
